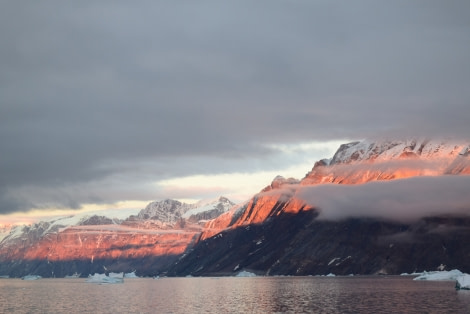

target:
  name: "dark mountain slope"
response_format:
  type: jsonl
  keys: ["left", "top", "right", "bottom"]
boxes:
{"left": 169, "top": 209, "right": 470, "bottom": 276}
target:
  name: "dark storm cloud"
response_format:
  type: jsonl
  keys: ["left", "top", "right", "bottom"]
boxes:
{"left": 1, "top": 1, "right": 470, "bottom": 213}
{"left": 298, "top": 175, "right": 470, "bottom": 222}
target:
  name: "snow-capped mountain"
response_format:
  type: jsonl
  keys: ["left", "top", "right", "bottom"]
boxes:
{"left": 302, "top": 138, "right": 470, "bottom": 185}
{"left": 0, "top": 224, "right": 13, "bottom": 243}
{"left": 183, "top": 197, "right": 235, "bottom": 222}
{"left": 137, "top": 199, "right": 193, "bottom": 223}
{"left": 199, "top": 138, "right": 470, "bottom": 238}
{"left": 0, "top": 197, "right": 234, "bottom": 278}
{"left": 170, "top": 138, "right": 470, "bottom": 277}
{"left": 329, "top": 139, "right": 468, "bottom": 165}
{"left": 136, "top": 197, "right": 234, "bottom": 225}
{"left": 2, "top": 138, "right": 470, "bottom": 278}
{"left": 0, "top": 208, "right": 138, "bottom": 245}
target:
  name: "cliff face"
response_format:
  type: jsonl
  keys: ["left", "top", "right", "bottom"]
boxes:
{"left": 170, "top": 212, "right": 470, "bottom": 277}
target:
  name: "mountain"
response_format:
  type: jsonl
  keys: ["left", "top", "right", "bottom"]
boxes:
{"left": 201, "top": 139, "right": 470, "bottom": 233}
{"left": 0, "top": 197, "right": 234, "bottom": 277}
{"left": 0, "top": 224, "right": 13, "bottom": 243}
{"left": 170, "top": 138, "right": 470, "bottom": 276}
{"left": 136, "top": 197, "right": 234, "bottom": 226}
{"left": 301, "top": 139, "right": 470, "bottom": 185}
{"left": 1, "top": 138, "right": 469, "bottom": 278}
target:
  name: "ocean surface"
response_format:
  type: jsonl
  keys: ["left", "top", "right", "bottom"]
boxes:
{"left": 1, "top": 276, "right": 470, "bottom": 313}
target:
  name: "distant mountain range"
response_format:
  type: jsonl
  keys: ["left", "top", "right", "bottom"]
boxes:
{"left": 0, "top": 197, "right": 234, "bottom": 277}
{"left": 1, "top": 139, "right": 469, "bottom": 277}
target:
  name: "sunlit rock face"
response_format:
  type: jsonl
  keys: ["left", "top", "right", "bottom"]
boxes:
{"left": 0, "top": 226, "right": 198, "bottom": 262}
{"left": 301, "top": 138, "right": 470, "bottom": 187}
{"left": 302, "top": 139, "right": 470, "bottom": 185}
{"left": 177, "top": 139, "right": 470, "bottom": 277}
{"left": 199, "top": 139, "right": 470, "bottom": 240}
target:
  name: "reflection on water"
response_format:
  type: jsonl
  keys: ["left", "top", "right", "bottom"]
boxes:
{"left": 1, "top": 276, "right": 469, "bottom": 313}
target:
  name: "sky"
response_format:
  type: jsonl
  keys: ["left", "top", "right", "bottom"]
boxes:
{"left": 1, "top": 1, "right": 470, "bottom": 224}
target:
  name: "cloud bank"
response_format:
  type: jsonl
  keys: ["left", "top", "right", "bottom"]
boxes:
{"left": 298, "top": 175, "right": 470, "bottom": 223}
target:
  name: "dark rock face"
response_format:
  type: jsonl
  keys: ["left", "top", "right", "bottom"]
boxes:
{"left": 168, "top": 210, "right": 470, "bottom": 277}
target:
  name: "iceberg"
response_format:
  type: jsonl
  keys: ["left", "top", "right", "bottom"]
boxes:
{"left": 124, "top": 271, "right": 138, "bottom": 278}
{"left": 456, "top": 274, "right": 470, "bottom": 290}
{"left": 413, "top": 269, "right": 463, "bottom": 281}
{"left": 22, "top": 275, "right": 42, "bottom": 280}
{"left": 235, "top": 271, "right": 257, "bottom": 277}
{"left": 86, "top": 273, "right": 124, "bottom": 284}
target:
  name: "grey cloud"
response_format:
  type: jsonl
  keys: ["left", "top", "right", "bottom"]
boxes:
{"left": 1, "top": 1, "right": 470, "bottom": 214}
{"left": 298, "top": 175, "right": 470, "bottom": 222}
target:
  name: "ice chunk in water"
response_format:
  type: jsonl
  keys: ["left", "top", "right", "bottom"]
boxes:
{"left": 456, "top": 274, "right": 470, "bottom": 290}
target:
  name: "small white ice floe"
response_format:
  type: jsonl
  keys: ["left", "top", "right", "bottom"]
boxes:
{"left": 124, "top": 271, "right": 138, "bottom": 278}
{"left": 455, "top": 274, "right": 470, "bottom": 290}
{"left": 235, "top": 271, "right": 256, "bottom": 277}
{"left": 326, "top": 273, "right": 336, "bottom": 277}
{"left": 22, "top": 275, "right": 42, "bottom": 280}
{"left": 86, "top": 272, "right": 124, "bottom": 284}
{"left": 413, "top": 269, "right": 463, "bottom": 281}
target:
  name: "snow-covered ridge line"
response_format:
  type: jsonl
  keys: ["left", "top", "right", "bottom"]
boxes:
{"left": 1, "top": 197, "right": 235, "bottom": 243}
{"left": 137, "top": 196, "right": 234, "bottom": 223}
{"left": 330, "top": 139, "right": 469, "bottom": 165}
{"left": 1, "top": 208, "right": 140, "bottom": 243}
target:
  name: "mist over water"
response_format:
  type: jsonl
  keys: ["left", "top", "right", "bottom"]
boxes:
{"left": 1, "top": 277, "right": 470, "bottom": 313}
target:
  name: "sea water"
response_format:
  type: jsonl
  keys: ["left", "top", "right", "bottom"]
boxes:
{"left": 1, "top": 276, "right": 469, "bottom": 313}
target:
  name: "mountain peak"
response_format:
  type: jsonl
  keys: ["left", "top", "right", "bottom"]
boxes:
{"left": 262, "top": 175, "right": 300, "bottom": 192}
{"left": 302, "top": 138, "right": 470, "bottom": 185}
{"left": 329, "top": 138, "right": 468, "bottom": 165}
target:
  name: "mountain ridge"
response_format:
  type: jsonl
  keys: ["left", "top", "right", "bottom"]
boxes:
{"left": 224, "top": 139, "right": 468, "bottom": 228}
{"left": 1, "top": 138, "right": 469, "bottom": 277}
{"left": 0, "top": 197, "right": 234, "bottom": 277}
